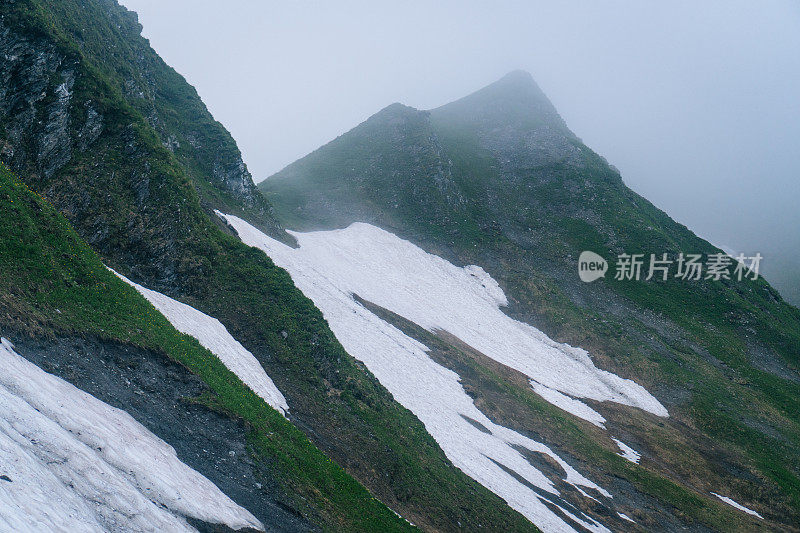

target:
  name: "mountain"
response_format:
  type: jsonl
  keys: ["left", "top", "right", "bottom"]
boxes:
{"left": 261, "top": 71, "right": 800, "bottom": 530}
{"left": 0, "top": 162, "right": 401, "bottom": 531}
{"left": 0, "top": 2, "right": 548, "bottom": 531}
{"left": 3, "top": 0, "right": 798, "bottom": 528}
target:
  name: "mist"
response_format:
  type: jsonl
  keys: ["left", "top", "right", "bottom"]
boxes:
{"left": 118, "top": 0, "right": 800, "bottom": 304}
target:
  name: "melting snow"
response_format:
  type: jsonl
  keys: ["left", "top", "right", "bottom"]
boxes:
{"left": 221, "top": 213, "right": 648, "bottom": 532}
{"left": 0, "top": 337, "right": 263, "bottom": 532}
{"left": 223, "top": 216, "right": 666, "bottom": 427}
{"left": 617, "top": 512, "right": 635, "bottom": 523}
{"left": 711, "top": 492, "right": 764, "bottom": 519}
{"left": 113, "top": 270, "right": 289, "bottom": 416}
{"left": 611, "top": 438, "right": 641, "bottom": 464}
{"left": 530, "top": 381, "right": 607, "bottom": 427}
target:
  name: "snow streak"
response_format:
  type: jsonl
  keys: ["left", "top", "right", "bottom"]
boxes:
{"left": 113, "top": 270, "right": 289, "bottom": 415}
{"left": 611, "top": 438, "right": 641, "bottom": 464}
{"left": 711, "top": 492, "right": 764, "bottom": 519}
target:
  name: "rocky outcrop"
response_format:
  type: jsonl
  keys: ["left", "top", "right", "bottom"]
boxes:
{"left": 0, "top": 4, "right": 278, "bottom": 236}
{"left": 0, "top": 22, "right": 78, "bottom": 179}
{"left": 108, "top": 6, "right": 273, "bottom": 219}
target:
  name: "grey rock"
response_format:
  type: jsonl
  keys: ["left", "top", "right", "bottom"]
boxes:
{"left": 37, "top": 69, "right": 74, "bottom": 179}
{"left": 78, "top": 104, "right": 103, "bottom": 151}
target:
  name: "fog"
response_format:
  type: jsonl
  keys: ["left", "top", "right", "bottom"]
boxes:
{"left": 119, "top": 0, "right": 800, "bottom": 304}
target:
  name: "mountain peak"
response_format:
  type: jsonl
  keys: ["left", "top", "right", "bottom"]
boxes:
{"left": 352, "top": 102, "right": 431, "bottom": 144}
{"left": 430, "top": 70, "right": 570, "bottom": 136}
{"left": 372, "top": 102, "right": 426, "bottom": 121}
{"left": 493, "top": 69, "right": 538, "bottom": 89}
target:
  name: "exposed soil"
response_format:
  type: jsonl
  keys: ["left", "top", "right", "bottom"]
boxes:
{"left": 8, "top": 332, "right": 316, "bottom": 533}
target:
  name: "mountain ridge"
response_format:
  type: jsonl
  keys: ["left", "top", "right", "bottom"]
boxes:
{"left": 2, "top": 0, "right": 798, "bottom": 527}
{"left": 261, "top": 70, "right": 800, "bottom": 530}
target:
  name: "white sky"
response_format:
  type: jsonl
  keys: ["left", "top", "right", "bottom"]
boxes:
{"left": 119, "top": 0, "right": 800, "bottom": 300}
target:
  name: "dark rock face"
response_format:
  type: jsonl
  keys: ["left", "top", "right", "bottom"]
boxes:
{"left": 37, "top": 69, "right": 74, "bottom": 178}
{"left": 0, "top": 21, "right": 102, "bottom": 179}
{"left": 214, "top": 157, "right": 253, "bottom": 200}
{"left": 0, "top": 22, "right": 77, "bottom": 178}
{"left": 77, "top": 103, "right": 103, "bottom": 151}
{"left": 0, "top": 4, "right": 279, "bottom": 243}
{"left": 11, "top": 334, "right": 316, "bottom": 533}
{"left": 0, "top": 10, "right": 275, "bottom": 296}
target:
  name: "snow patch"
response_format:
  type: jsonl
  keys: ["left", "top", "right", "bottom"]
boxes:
{"left": 224, "top": 216, "right": 666, "bottom": 426}
{"left": 221, "top": 213, "right": 622, "bottom": 532}
{"left": 112, "top": 270, "right": 288, "bottom": 415}
{"left": 611, "top": 438, "right": 641, "bottom": 464}
{"left": 617, "top": 512, "right": 635, "bottom": 523}
{"left": 530, "top": 381, "right": 606, "bottom": 427}
{"left": 711, "top": 492, "right": 763, "bottom": 519}
{"left": 0, "top": 337, "right": 263, "bottom": 532}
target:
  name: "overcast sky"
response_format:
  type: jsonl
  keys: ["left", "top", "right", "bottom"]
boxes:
{"left": 120, "top": 0, "right": 800, "bottom": 300}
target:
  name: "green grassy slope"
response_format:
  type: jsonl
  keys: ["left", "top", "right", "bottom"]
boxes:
{"left": 262, "top": 72, "right": 800, "bottom": 529}
{"left": 0, "top": 2, "right": 541, "bottom": 530}
{"left": 0, "top": 162, "right": 414, "bottom": 532}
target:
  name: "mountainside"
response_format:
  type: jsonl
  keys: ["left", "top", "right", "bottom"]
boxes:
{"left": 0, "top": 2, "right": 550, "bottom": 531}
{"left": 0, "top": 163, "right": 409, "bottom": 531}
{"left": 262, "top": 71, "right": 800, "bottom": 530}
{"left": 1, "top": 0, "right": 277, "bottom": 234}
{"left": 4, "top": 0, "right": 799, "bottom": 529}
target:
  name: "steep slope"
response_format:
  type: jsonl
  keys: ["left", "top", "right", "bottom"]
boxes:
{"left": 0, "top": 163, "right": 412, "bottom": 531}
{"left": 262, "top": 71, "right": 800, "bottom": 530}
{"left": 0, "top": 337, "right": 264, "bottom": 533}
{"left": 0, "top": 0, "right": 277, "bottom": 236}
{"left": 0, "top": 2, "right": 547, "bottom": 530}
{"left": 220, "top": 213, "right": 668, "bottom": 532}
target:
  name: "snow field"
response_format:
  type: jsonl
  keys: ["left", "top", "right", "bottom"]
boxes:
{"left": 221, "top": 213, "right": 651, "bottom": 532}
{"left": 0, "top": 337, "right": 263, "bottom": 532}
{"left": 232, "top": 219, "right": 666, "bottom": 426}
